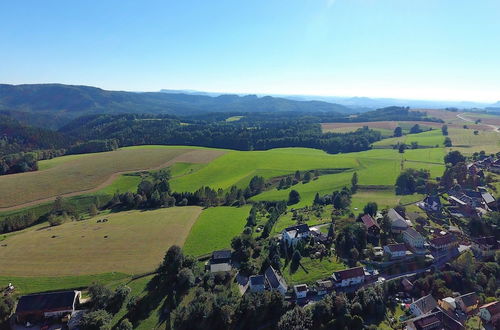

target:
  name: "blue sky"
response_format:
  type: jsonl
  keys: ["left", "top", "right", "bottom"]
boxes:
{"left": 1, "top": 0, "right": 499, "bottom": 102}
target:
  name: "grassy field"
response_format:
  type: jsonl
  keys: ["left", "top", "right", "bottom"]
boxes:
{"left": 0, "top": 147, "right": 225, "bottom": 209}
{"left": 183, "top": 206, "right": 251, "bottom": 257}
{"left": 350, "top": 189, "right": 424, "bottom": 213}
{"left": 282, "top": 256, "right": 347, "bottom": 285}
{"left": 373, "top": 129, "right": 445, "bottom": 147}
{"left": 252, "top": 148, "right": 445, "bottom": 206}
{"left": 0, "top": 207, "right": 202, "bottom": 276}
{"left": 170, "top": 148, "right": 358, "bottom": 192}
{"left": 0, "top": 273, "right": 129, "bottom": 295}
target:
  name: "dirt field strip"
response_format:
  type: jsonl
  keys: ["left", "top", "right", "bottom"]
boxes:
{"left": 0, "top": 148, "right": 225, "bottom": 211}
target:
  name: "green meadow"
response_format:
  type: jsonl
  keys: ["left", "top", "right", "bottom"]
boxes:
{"left": 373, "top": 129, "right": 445, "bottom": 147}
{"left": 183, "top": 206, "right": 252, "bottom": 257}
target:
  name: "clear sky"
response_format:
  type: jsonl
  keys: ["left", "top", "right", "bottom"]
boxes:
{"left": 1, "top": 0, "right": 499, "bottom": 102}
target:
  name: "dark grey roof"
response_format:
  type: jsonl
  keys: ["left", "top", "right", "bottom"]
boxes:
{"left": 412, "top": 294, "right": 437, "bottom": 315}
{"left": 424, "top": 195, "right": 441, "bottom": 206}
{"left": 464, "top": 190, "right": 482, "bottom": 199}
{"left": 284, "top": 224, "right": 310, "bottom": 234}
{"left": 265, "top": 266, "right": 287, "bottom": 290}
{"left": 458, "top": 292, "right": 478, "bottom": 308}
{"left": 249, "top": 275, "right": 265, "bottom": 286}
{"left": 482, "top": 192, "right": 495, "bottom": 204}
{"left": 212, "top": 249, "right": 231, "bottom": 261}
{"left": 16, "top": 291, "right": 79, "bottom": 314}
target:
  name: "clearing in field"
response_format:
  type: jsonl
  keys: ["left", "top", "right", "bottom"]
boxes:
{"left": 0, "top": 206, "right": 202, "bottom": 276}
{"left": 0, "top": 146, "right": 225, "bottom": 210}
{"left": 183, "top": 206, "right": 251, "bottom": 257}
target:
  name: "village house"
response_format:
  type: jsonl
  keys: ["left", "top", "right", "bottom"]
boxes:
{"left": 403, "top": 227, "right": 426, "bottom": 251}
{"left": 471, "top": 236, "right": 500, "bottom": 259}
{"left": 265, "top": 266, "right": 287, "bottom": 295}
{"left": 209, "top": 249, "right": 232, "bottom": 273}
{"left": 293, "top": 284, "right": 308, "bottom": 299}
{"left": 383, "top": 243, "right": 408, "bottom": 259}
{"left": 479, "top": 301, "right": 500, "bottom": 326}
{"left": 15, "top": 290, "right": 81, "bottom": 325}
{"left": 455, "top": 292, "right": 479, "bottom": 314}
{"left": 361, "top": 214, "right": 380, "bottom": 236}
{"left": 402, "top": 277, "right": 414, "bottom": 292}
{"left": 410, "top": 294, "right": 438, "bottom": 317}
{"left": 419, "top": 195, "right": 442, "bottom": 212}
{"left": 481, "top": 191, "right": 496, "bottom": 209}
{"left": 316, "top": 279, "right": 334, "bottom": 296}
{"left": 281, "top": 223, "right": 310, "bottom": 246}
{"left": 387, "top": 208, "right": 410, "bottom": 233}
{"left": 448, "top": 195, "right": 475, "bottom": 216}
{"left": 438, "top": 297, "right": 457, "bottom": 312}
{"left": 406, "top": 312, "right": 443, "bottom": 330}
{"left": 429, "top": 233, "right": 458, "bottom": 252}
{"left": 331, "top": 266, "right": 365, "bottom": 288}
{"left": 248, "top": 275, "right": 265, "bottom": 293}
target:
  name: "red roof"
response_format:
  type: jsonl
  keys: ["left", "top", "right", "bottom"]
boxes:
{"left": 429, "top": 233, "right": 456, "bottom": 247}
{"left": 385, "top": 243, "right": 407, "bottom": 252}
{"left": 333, "top": 266, "right": 365, "bottom": 280}
{"left": 361, "top": 214, "right": 379, "bottom": 229}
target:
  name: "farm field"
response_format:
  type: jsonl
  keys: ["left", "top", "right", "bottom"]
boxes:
{"left": 0, "top": 206, "right": 202, "bottom": 276}
{"left": 253, "top": 148, "right": 445, "bottom": 206}
{"left": 321, "top": 121, "right": 441, "bottom": 134}
{"left": 0, "top": 147, "right": 225, "bottom": 210}
{"left": 170, "top": 148, "right": 358, "bottom": 192}
{"left": 183, "top": 205, "right": 251, "bottom": 257}
{"left": 372, "top": 129, "right": 444, "bottom": 147}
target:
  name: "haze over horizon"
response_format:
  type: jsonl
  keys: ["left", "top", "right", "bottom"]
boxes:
{"left": 1, "top": 0, "right": 500, "bottom": 103}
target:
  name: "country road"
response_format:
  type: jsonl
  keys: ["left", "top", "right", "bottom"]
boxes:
{"left": 457, "top": 113, "right": 500, "bottom": 132}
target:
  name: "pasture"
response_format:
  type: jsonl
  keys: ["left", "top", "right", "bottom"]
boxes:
{"left": 183, "top": 206, "right": 251, "bottom": 257}
{"left": 0, "top": 206, "right": 202, "bottom": 276}
{"left": 321, "top": 121, "right": 442, "bottom": 135}
{"left": 0, "top": 147, "right": 225, "bottom": 210}
{"left": 372, "top": 129, "right": 444, "bottom": 147}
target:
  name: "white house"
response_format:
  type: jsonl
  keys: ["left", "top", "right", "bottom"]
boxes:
{"left": 249, "top": 275, "right": 265, "bottom": 293}
{"left": 293, "top": 284, "right": 308, "bottom": 299}
{"left": 332, "top": 267, "right": 365, "bottom": 288}
{"left": 410, "top": 294, "right": 437, "bottom": 317}
{"left": 265, "top": 266, "right": 287, "bottom": 295}
{"left": 403, "top": 228, "right": 426, "bottom": 250}
{"left": 387, "top": 209, "right": 409, "bottom": 233}
{"left": 383, "top": 243, "right": 407, "bottom": 259}
{"left": 281, "top": 224, "right": 310, "bottom": 246}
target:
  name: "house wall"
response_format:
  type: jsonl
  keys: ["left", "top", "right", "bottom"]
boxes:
{"left": 339, "top": 276, "right": 364, "bottom": 287}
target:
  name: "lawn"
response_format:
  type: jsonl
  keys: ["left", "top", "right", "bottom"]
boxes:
{"left": 183, "top": 206, "right": 251, "bottom": 256}
{"left": 350, "top": 189, "right": 424, "bottom": 212}
{"left": 0, "top": 146, "right": 225, "bottom": 209}
{"left": 282, "top": 256, "right": 347, "bottom": 285}
{"left": 0, "top": 207, "right": 202, "bottom": 276}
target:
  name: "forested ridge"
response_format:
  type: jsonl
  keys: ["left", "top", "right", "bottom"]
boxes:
{"left": 0, "top": 106, "right": 440, "bottom": 175}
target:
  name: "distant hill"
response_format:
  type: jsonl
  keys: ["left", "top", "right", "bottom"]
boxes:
{"left": 0, "top": 84, "right": 350, "bottom": 128}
